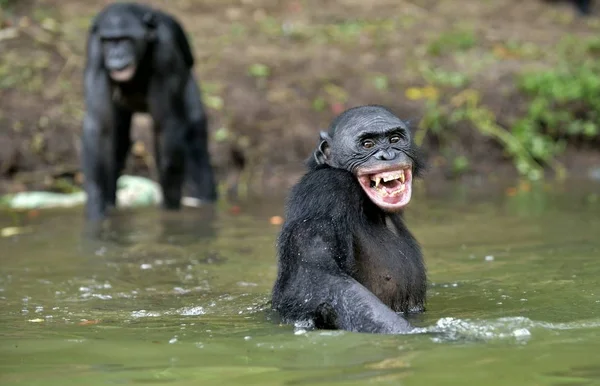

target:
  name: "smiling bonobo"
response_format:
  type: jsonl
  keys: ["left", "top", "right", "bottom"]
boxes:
{"left": 271, "top": 105, "right": 427, "bottom": 334}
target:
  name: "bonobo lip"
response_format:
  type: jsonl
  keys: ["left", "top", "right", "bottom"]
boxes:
{"left": 109, "top": 64, "right": 136, "bottom": 82}
{"left": 356, "top": 165, "right": 413, "bottom": 212}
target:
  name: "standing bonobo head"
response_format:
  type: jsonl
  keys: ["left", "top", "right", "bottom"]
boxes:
{"left": 314, "top": 105, "right": 425, "bottom": 212}
{"left": 92, "top": 4, "right": 157, "bottom": 82}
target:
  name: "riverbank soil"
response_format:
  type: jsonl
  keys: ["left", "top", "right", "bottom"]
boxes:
{"left": 1, "top": 0, "right": 599, "bottom": 197}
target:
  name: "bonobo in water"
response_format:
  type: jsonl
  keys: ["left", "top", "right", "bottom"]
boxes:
{"left": 82, "top": 2, "right": 217, "bottom": 220}
{"left": 272, "top": 105, "right": 427, "bottom": 334}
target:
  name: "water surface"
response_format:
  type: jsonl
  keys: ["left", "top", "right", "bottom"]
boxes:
{"left": 1, "top": 181, "right": 599, "bottom": 385}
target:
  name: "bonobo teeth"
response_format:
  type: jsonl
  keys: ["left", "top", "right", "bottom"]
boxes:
{"left": 382, "top": 172, "right": 402, "bottom": 182}
{"left": 366, "top": 168, "right": 411, "bottom": 197}
{"left": 370, "top": 170, "right": 406, "bottom": 186}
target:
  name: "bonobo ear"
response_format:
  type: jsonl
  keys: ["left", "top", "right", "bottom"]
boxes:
{"left": 313, "top": 131, "right": 332, "bottom": 165}
{"left": 142, "top": 12, "right": 158, "bottom": 42}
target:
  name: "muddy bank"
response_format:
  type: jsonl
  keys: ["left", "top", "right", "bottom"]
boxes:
{"left": 1, "top": 0, "right": 599, "bottom": 197}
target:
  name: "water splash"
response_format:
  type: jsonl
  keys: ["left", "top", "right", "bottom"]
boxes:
{"left": 415, "top": 316, "right": 600, "bottom": 343}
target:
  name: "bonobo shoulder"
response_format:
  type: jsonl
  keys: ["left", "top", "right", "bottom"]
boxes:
{"left": 285, "top": 166, "right": 364, "bottom": 222}
{"left": 154, "top": 12, "right": 194, "bottom": 68}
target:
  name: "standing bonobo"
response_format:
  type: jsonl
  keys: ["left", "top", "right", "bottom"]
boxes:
{"left": 272, "top": 105, "right": 427, "bottom": 334}
{"left": 82, "top": 2, "right": 217, "bottom": 220}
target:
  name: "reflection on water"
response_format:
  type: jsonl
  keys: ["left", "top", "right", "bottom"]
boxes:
{"left": 0, "top": 181, "right": 599, "bottom": 386}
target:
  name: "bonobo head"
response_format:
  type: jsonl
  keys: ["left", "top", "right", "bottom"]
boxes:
{"left": 313, "top": 105, "right": 425, "bottom": 212}
{"left": 92, "top": 4, "right": 157, "bottom": 82}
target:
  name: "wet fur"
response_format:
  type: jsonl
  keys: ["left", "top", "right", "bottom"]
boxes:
{"left": 272, "top": 164, "right": 426, "bottom": 334}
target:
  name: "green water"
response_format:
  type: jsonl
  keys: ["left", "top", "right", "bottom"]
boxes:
{"left": 1, "top": 182, "right": 600, "bottom": 385}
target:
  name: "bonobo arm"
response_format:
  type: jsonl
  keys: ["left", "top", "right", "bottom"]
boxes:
{"left": 81, "top": 31, "right": 114, "bottom": 220}
{"left": 273, "top": 168, "right": 414, "bottom": 334}
{"left": 273, "top": 219, "right": 413, "bottom": 334}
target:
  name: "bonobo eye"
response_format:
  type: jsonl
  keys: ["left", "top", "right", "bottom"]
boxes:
{"left": 362, "top": 139, "right": 375, "bottom": 149}
{"left": 389, "top": 135, "right": 401, "bottom": 144}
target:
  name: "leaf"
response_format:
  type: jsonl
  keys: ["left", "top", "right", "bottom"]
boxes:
{"left": 405, "top": 86, "right": 439, "bottom": 101}
{"left": 405, "top": 87, "right": 423, "bottom": 100}
{"left": 372, "top": 75, "right": 388, "bottom": 91}
{"left": 205, "top": 95, "right": 224, "bottom": 110}
{"left": 214, "top": 127, "right": 229, "bottom": 142}
{"left": 248, "top": 63, "right": 270, "bottom": 78}
{"left": 312, "top": 97, "right": 326, "bottom": 112}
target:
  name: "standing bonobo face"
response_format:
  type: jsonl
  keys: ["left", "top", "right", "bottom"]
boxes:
{"left": 101, "top": 38, "right": 139, "bottom": 82}
{"left": 95, "top": 10, "right": 156, "bottom": 82}
{"left": 314, "top": 105, "right": 424, "bottom": 212}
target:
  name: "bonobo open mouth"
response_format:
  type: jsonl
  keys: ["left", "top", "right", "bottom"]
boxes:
{"left": 357, "top": 166, "right": 413, "bottom": 212}
{"left": 110, "top": 65, "right": 136, "bottom": 82}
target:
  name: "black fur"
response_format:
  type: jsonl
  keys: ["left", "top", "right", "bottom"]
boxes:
{"left": 271, "top": 105, "right": 427, "bottom": 334}
{"left": 81, "top": 2, "right": 217, "bottom": 221}
{"left": 575, "top": 0, "right": 592, "bottom": 14}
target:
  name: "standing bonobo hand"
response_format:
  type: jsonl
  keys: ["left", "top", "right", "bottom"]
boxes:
{"left": 81, "top": 2, "right": 217, "bottom": 221}
{"left": 271, "top": 105, "right": 427, "bottom": 334}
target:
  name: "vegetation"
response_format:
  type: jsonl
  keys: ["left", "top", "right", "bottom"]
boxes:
{"left": 0, "top": 0, "right": 599, "bottom": 195}
{"left": 416, "top": 34, "right": 600, "bottom": 180}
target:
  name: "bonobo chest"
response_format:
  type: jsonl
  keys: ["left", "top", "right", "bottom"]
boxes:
{"left": 112, "top": 84, "right": 149, "bottom": 113}
{"left": 352, "top": 217, "right": 425, "bottom": 313}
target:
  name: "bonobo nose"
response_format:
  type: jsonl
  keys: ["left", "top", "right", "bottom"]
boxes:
{"left": 374, "top": 149, "right": 396, "bottom": 161}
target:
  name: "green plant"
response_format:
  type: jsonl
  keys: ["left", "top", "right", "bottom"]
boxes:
{"left": 248, "top": 63, "right": 270, "bottom": 78}
{"left": 451, "top": 155, "right": 469, "bottom": 176}
{"left": 507, "top": 37, "right": 600, "bottom": 170}
{"left": 418, "top": 90, "right": 551, "bottom": 180}
{"left": 0, "top": 0, "right": 17, "bottom": 10}
{"left": 371, "top": 74, "right": 389, "bottom": 91}
{"left": 427, "top": 27, "right": 477, "bottom": 56}
{"left": 419, "top": 65, "right": 470, "bottom": 88}
{"left": 417, "top": 35, "right": 599, "bottom": 181}
{"left": 517, "top": 61, "right": 600, "bottom": 140}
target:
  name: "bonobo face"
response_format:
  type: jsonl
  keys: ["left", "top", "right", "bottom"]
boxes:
{"left": 95, "top": 11, "right": 152, "bottom": 82}
{"left": 314, "top": 105, "right": 422, "bottom": 212}
{"left": 101, "top": 37, "right": 139, "bottom": 82}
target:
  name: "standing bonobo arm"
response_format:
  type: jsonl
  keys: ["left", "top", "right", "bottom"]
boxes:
{"left": 81, "top": 32, "right": 114, "bottom": 221}
{"left": 273, "top": 220, "right": 413, "bottom": 334}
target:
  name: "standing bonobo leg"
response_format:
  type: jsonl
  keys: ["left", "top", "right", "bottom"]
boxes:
{"left": 148, "top": 75, "right": 189, "bottom": 210}
{"left": 183, "top": 75, "right": 217, "bottom": 202}
{"left": 82, "top": 67, "right": 115, "bottom": 221}
{"left": 106, "top": 106, "right": 133, "bottom": 208}
{"left": 153, "top": 117, "right": 186, "bottom": 210}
